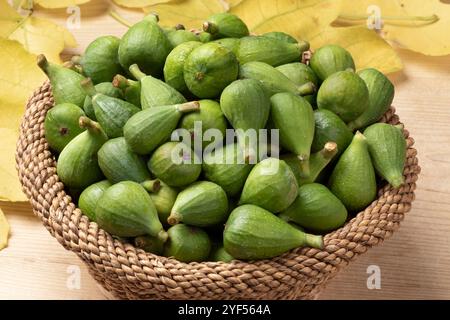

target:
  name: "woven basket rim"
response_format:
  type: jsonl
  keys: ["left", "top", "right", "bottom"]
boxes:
{"left": 15, "top": 81, "right": 420, "bottom": 299}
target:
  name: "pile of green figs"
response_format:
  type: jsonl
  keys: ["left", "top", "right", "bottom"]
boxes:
{"left": 39, "top": 12, "right": 406, "bottom": 262}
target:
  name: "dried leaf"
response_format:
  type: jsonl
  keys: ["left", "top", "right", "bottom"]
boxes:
{"left": 338, "top": 0, "right": 450, "bottom": 56}
{"left": 0, "top": 38, "right": 45, "bottom": 202}
{"left": 33, "top": 0, "right": 91, "bottom": 8}
{"left": 143, "top": 0, "right": 227, "bottom": 29}
{"left": 113, "top": 0, "right": 175, "bottom": 8}
{"left": 0, "top": 208, "right": 10, "bottom": 251}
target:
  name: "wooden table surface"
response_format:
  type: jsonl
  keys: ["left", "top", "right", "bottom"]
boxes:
{"left": 1, "top": 1, "right": 450, "bottom": 300}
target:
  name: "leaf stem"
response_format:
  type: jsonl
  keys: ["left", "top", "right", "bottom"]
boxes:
{"left": 338, "top": 13, "right": 439, "bottom": 24}
{"left": 109, "top": 10, "right": 133, "bottom": 28}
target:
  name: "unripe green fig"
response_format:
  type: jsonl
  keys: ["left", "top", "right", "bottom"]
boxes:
{"left": 312, "top": 109, "right": 353, "bottom": 157}
{"left": 317, "top": 70, "right": 369, "bottom": 123}
{"left": 57, "top": 117, "right": 108, "bottom": 189}
{"left": 202, "top": 13, "right": 250, "bottom": 39}
{"left": 130, "top": 64, "right": 186, "bottom": 109}
{"left": 123, "top": 101, "right": 200, "bottom": 155}
{"left": 44, "top": 103, "right": 86, "bottom": 153}
{"left": 118, "top": 14, "right": 171, "bottom": 77}
{"left": 134, "top": 235, "right": 165, "bottom": 255}
{"left": 279, "top": 183, "right": 348, "bottom": 233}
{"left": 239, "top": 61, "right": 316, "bottom": 97}
{"left": 96, "top": 181, "right": 167, "bottom": 239}
{"left": 168, "top": 181, "right": 229, "bottom": 227}
{"left": 270, "top": 93, "right": 315, "bottom": 177}
{"left": 239, "top": 158, "right": 298, "bottom": 213}
{"left": 237, "top": 36, "right": 310, "bottom": 67}
{"left": 143, "top": 180, "right": 178, "bottom": 227}
{"left": 329, "top": 132, "right": 377, "bottom": 212}
{"left": 224, "top": 204, "right": 323, "bottom": 260}
{"left": 364, "top": 123, "right": 406, "bottom": 188}
{"left": 179, "top": 99, "right": 227, "bottom": 149}
{"left": 348, "top": 68, "right": 395, "bottom": 131}
{"left": 263, "top": 31, "right": 298, "bottom": 44}
{"left": 148, "top": 142, "right": 201, "bottom": 187}
{"left": 211, "top": 38, "right": 240, "bottom": 55}
{"left": 220, "top": 79, "right": 271, "bottom": 157}
{"left": 78, "top": 180, "right": 112, "bottom": 221}
{"left": 209, "top": 244, "right": 234, "bottom": 262}
{"left": 83, "top": 82, "right": 124, "bottom": 120}
{"left": 163, "top": 41, "right": 202, "bottom": 95}
{"left": 276, "top": 62, "right": 318, "bottom": 105}
{"left": 163, "top": 224, "right": 211, "bottom": 262}
{"left": 98, "top": 137, "right": 151, "bottom": 183}
{"left": 78, "top": 36, "right": 123, "bottom": 84}
{"left": 203, "top": 143, "right": 253, "bottom": 197}
{"left": 112, "top": 74, "right": 141, "bottom": 107}
{"left": 166, "top": 29, "right": 199, "bottom": 48}
{"left": 37, "top": 54, "right": 87, "bottom": 107}
{"left": 184, "top": 42, "right": 239, "bottom": 98}
{"left": 310, "top": 44, "right": 355, "bottom": 81}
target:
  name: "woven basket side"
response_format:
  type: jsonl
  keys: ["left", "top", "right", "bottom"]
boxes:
{"left": 16, "top": 82, "right": 420, "bottom": 300}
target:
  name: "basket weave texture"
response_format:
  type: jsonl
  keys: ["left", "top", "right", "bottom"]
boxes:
{"left": 16, "top": 81, "right": 420, "bottom": 300}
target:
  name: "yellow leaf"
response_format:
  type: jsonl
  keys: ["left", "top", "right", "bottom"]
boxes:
{"left": 338, "top": 0, "right": 450, "bottom": 56}
{"left": 0, "top": 38, "right": 45, "bottom": 202}
{"left": 0, "top": 208, "right": 10, "bottom": 251}
{"left": 33, "top": 0, "right": 91, "bottom": 8}
{"left": 143, "top": 0, "right": 227, "bottom": 29}
{"left": 309, "top": 26, "right": 403, "bottom": 74}
{"left": 113, "top": 0, "right": 175, "bottom": 8}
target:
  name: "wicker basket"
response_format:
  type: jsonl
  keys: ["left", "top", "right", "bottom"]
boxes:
{"left": 16, "top": 81, "right": 420, "bottom": 300}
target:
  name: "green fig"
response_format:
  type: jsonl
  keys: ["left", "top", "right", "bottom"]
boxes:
{"left": 134, "top": 235, "right": 165, "bottom": 255}
{"left": 209, "top": 244, "right": 234, "bottom": 262}
{"left": 202, "top": 13, "right": 249, "bottom": 39}
{"left": 148, "top": 141, "right": 201, "bottom": 187}
{"left": 239, "top": 158, "right": 298, "bottom": 213}
{"left": 198, "top": 31, "right": 213, "bottom": 43}
{"left": 276, "top": 62, "right": 318, "bottom": 105}
{"left": 118, "top": 14, "right": 171, "bottom": 77}
{"left": 96, "top": 181, "right": 167, "bottom": 239}
{"left": 83, "top": 82, "right": 124, "bottom": 120}
{"left": 239, "top": 61, "right": 316, "bottom": 97}
{"left": 211, "top": 38, "right": 240, "bottom": 55}
{"left": 163, "top": 41, "right": 202, "bottom": 95}
{"left": 237, "top": 36, "right": 310, "bottom": 67}
{"left": 129, "top": 64, "right": 186, "bottom": 109}
{"left": 184, "top": 42, "right": 239, "bottom": 98}
{"left": 224, "top": 204, "right": 323, "bottom": 260}
{"left": 364, "top": 123, "right": 406, "bottom": 188}
{"left": 123, "top": 101, "right": 200, "bottom": 155}
{"left": 98, "top": 137, "right": 151, "bottom": 183}
{"left": 44, "top": 103, "right": 86, "bottom": 153}
{"left": 270, "top": 92, "right": 315, "bottom": 177}
{"left": 263, "top": 31, "right": 298, "bottom": 44}
{"left": 310, "top": 44, "right": 355, "bottom": 81}
{"left": 112, "top": 74, "right": 142, "bottom": 107}
{"left": 37, "top": 54, "right": 87, "bottom": 107}
{"left": 282, "top": 142, "right": 338, "bottom": 186}
{"left": 220, "top": 79, "right": 271, "bottom": 157}
{"left": 78, "top": 36, "right": 123, "bottom": 84}
{"left": 168, "top": 181, "right": 229, "bottom": 227}
{"left": 166, "top": 29, "right": 199, "bottom": 48}
{"left": 81, "top": 78, "right": 140, "bottom": 138}
{"left": 142, "top": 180, "right": 178, "bottom": 227}
{"left": 348, "top": 68, "right": 395, "bottom": 131}
{"left": 312, "top": 109, "right": 353, "bottom": 157}
{"left": 279, "top": 183, "right": 348, "bottom": 233}
{"left": 317, "top": 70, "right": 369, "bottom": 123}
{"left": 78, "top": 180, "right": 112, "bottom": 221}
{"left": 203, "top": 143, "right": 253, "bottom": 197}
{"left": 329, "top": 132, "right": 377, "bottom": 212}
{"left": 179, "top": 99, "right": 228, "bottom": 149}
{"left": 57, "top": 117, "right": 108, "bottom": 189}
{"left": 163, "top": 224, "right": 211, "bottom": 262}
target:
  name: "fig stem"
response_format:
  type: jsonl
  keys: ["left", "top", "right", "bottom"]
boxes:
{"left": 177, "top": 101, "right": 200, "bottom": 113}
{"left": 80, "top": 78, "right": 97, "bottom": 97}
{"left": 109, "top": 10, "right": 133, "bottom": 28}
{"left": 321, "top": 142, "right": 338, "bottom": 160}
{"left": 79, "top": 116, "right": 102, "bottom": 133}
{"left": 167, "top": 212, "right": 182, "bottom": 226}
{"left": 157, "top": 230, "right": 169, "bottom": 243}
{"left": 298, "top": 82, "right": 316, "bottom": 96}
{"left": 297, "top": 154, "right": 310, "bottom": 179}
{"left": 143, "top": 12, "right": 160, "bottom": 23}
{"left": 71, "top": 55, "right": 82, "bottom": 65}
{"left": 305, "top": 234, "right": 324, "bottom": 249}
{"left": 297, "top": 40, "right": 310, "bottom": 53}
{"left": 299, "top": 142, "right": 337, "bottom": 185}
{"left": 175, "top": 23, "right": 185, "bottom": 30}
{"left": 37, "top": 54, "right": 49, "bottom": 74}
{"left": 338, "top": 13, "right": 439, "bottom": 25}
{"left": 390, "top": 175, "right": 405, "bottom": 189}
{"left": 202, "top": 21, "right": 219, "bottom": 34}
{"left": 141, "top": 180, "right": 161, "bottom": 193}
{"left": 112, "top": 74, "right": 129, "bottom": 90}
{"left": 129, "top": 64, "right": 146, "bottom": 81}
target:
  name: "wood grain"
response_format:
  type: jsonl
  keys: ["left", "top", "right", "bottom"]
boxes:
{"left": 1, "top": 1, "right": 450, "bottom": 300}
